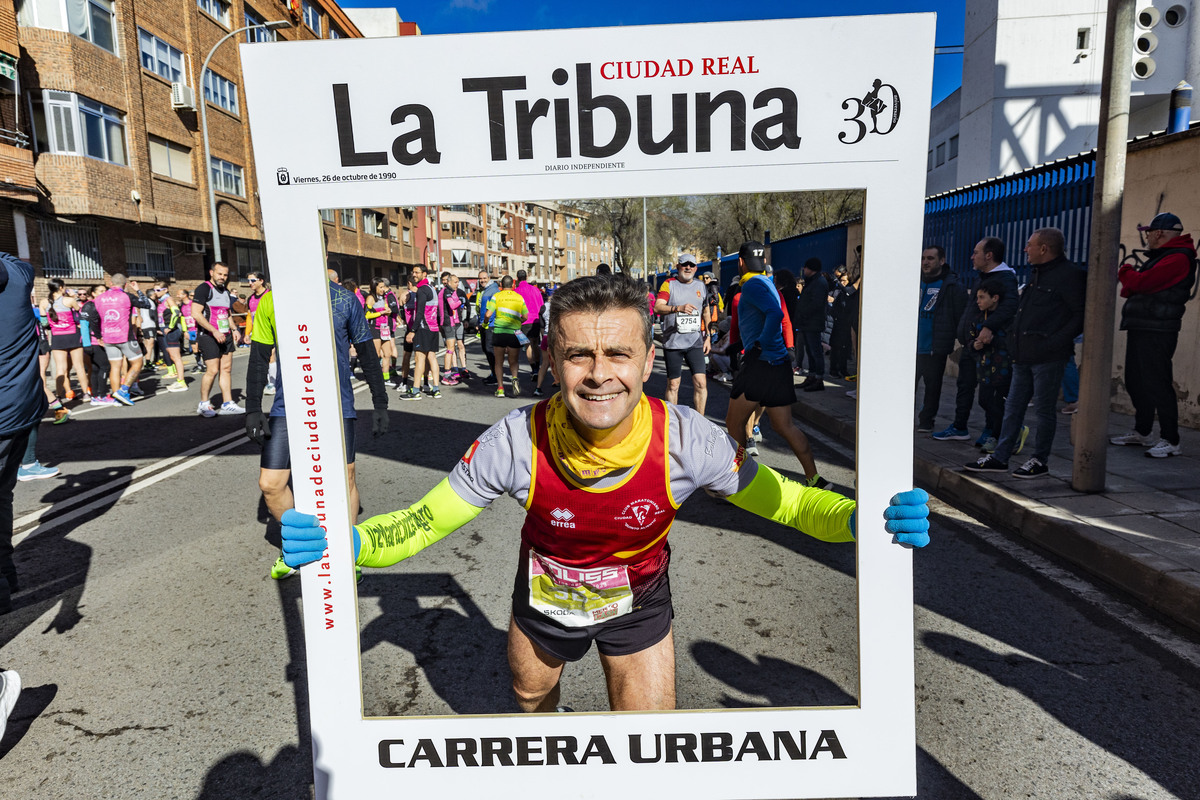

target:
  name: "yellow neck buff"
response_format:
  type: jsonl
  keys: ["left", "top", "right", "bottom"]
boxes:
{"left": 545, "top": 393, "right": 652, "bottom": 481}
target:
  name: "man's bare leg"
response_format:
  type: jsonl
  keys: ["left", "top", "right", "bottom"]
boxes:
{"left": 507, "top": 615, "right": 565, "bottom": 712}
{"left": 726, "top": 394, "right": 760, "bottom": 447}
{"left": 691, "top": 374, "right": 708, "bottom": 416}
{"left": 259, "top": 468, "right": 294, "bottom": 522}
{"left": 218, "top": 352, "right": 234, "bottom": 404}
{"left": 665, "top": 376, "right": 682, "bottom": 406}
{"left": 764, "top": 405, "right": 818, "bottom": 480}
{"left": 598, "top": 630, "right": 676, "bottom": 711}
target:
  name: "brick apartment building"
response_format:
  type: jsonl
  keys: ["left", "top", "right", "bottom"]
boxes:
{"left": 4, "top": 0, "right": 424, "bottom": 296}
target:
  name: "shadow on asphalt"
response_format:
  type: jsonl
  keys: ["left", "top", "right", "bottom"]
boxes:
{"left": 0, "top": 682, "right": 57, "bottom": 760}
{"left": 690, "top": 641, "right": 855, "bottom": 707}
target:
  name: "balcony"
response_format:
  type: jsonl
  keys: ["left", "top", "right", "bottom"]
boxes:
{"left": 0, "top": 133, "right": 36, "bottom": 202}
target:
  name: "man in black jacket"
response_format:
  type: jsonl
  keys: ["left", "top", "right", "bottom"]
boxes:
{"left": 966, "top": 228, "right": 1086, "bottom": 478}
{"left": 796, "top": 258, "right": 829, "bottom": 391}
{"left": 934, "top": 237, "right": 1019, "bottom": 442}
{"left": 915, "top": 246, "right": 966, "bottom": 431}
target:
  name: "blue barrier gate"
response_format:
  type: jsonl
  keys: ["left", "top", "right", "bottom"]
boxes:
{"left": 924, "top": 151, "right": 1095, "bottom": 286}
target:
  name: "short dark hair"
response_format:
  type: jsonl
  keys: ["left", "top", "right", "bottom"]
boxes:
{"left": 978, "top": 278, "right": 1006, "bottom": 299}
{"left": 548, "top": 275, "right": 652, "bottom": 354}
{"left": 1033, "top": 227, "right": 1065, "bottom": 256}
{"left": 980, "top": 237, "right": 1005, "bottom": 264}
{"left": 500, "top": 275, "right": 514, "bottom": 289}
{"left": 596, "top": 263, "right": 611, "bottom": 276}
{"left": 803, "top": 257, "right": 822, "bottom": 273}
{"left": 516, "top": 269, "right": 528, "bottom": 282}
{"left": 923, "top": 245, "right": 946, "bottom": 260}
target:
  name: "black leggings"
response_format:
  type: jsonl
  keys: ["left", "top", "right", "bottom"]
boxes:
{"left": 90, "top": 346, "right": 110, "bottom": 392}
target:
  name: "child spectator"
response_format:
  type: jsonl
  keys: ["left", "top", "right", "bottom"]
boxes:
{"left": 969, "top": 278, "right": 1013, "bottom": 453}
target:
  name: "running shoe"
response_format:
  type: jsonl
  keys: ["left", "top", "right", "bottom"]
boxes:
{"left": 81, "top": 393, "right": 93, "bottom": 404}
{"left": 532, "top": 388, "right": 545, "bottom": 397}
{"left": 964, "top": 454, "right": 1008, "bottom": 473}
{"left": 807, "top": 474, "right": 831, "bottom": 490}
{"left": 441, "top": 374, "right": 460, "bottom": 386}
{"left": 91, "top": 395, "right": 118, "bottom": 407}
{"left": 17, "top": 461, "right": 60, "bottom": 481}
{"left": 52, "top": 408, "right": 70, "bottom": 425}
{"left": 932, "top": 425, "right": 970, "bottom": 441}
{"left": 1109, "top": 431, "right": 1156, "bottom": 447}
{"left": 191, "top": 364, "right": 205, "bottom": 374}
{"left": 752, "top": 425, "right": 763, "bottom": 443}
{"left": 264, "top": 382, "right": 276, "bottom": 395}
{"left": 128, "top": 383, "right": 144, "bottom": 397}
{"left": 916, "top": 422, "right": 934, "bottom": 433}
{"left": 483, "top": 374, "right": 498, "bottom": 385}
{"left": 509, "top": 383, "right": 520, "bottom": 398}
{"left": 974, "top": 429, "right": 994, "bottom": 448}
{"left": 167, "top": 380, "right": 188, "bottom": 393}
{"left": 1060, "top": 402, "right": 1079, "bottom": 414}
{"left": 494, "top": 388, "right": 506, "bottom": 398}
{"left": 270, "top": 555, "right": 296, "bottom": 580}
{"left": 64, "top": 389, "right": 75, "bottom": 401}
{"left": 1013, "top": 425, "right": 1030, "bottom": 455}
{"left": 218, "top": 401, "right": 246, "bottom": 415}
{"left": 745, "top": 444, "right": 760, "bottom": 459}
{"left": 845, "top": 374, "right": 857, "bottom": 381}
{"left": 0, "top": 670, "right": 22, "bottom": 741}
{"left": 441, "top": 370, "right": 457, "bottom": 382}
{"left": 114, "top": 386, "right": 135, "bottom": 406}
{"left": 1145, "top": 439, "right": 1182, "bottom": 458}
{"left": 424, "top": 388, "right": 442, "bottom": 399}
{"left": 845, "top": 389, "right": 857, "bottom": 399}
{"left": 1012, "top": 457, "right": 1048, "bottom": 479}
{"left": 980, "top": 436, "right": 998, "bottom": 453}
{"left": 400, "top": 388, "right": 423, "bottom": 401}
{"left": 197, "top": 401, "right": 217, "bottom": 418}
{"left": 165, "top": 366, "right": 177, "bottom": 379}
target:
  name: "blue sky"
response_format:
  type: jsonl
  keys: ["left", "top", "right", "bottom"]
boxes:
{"left": 338, "top": 0, "right": 966, "bottom": 106}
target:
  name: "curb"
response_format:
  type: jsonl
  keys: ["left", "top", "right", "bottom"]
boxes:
{"left": 791, "top": 399, "right": 1200, "bottom": 636}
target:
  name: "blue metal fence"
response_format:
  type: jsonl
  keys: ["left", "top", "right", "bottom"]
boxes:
{"left": 923, "top": 151, "right": 1095, "bottom": 286}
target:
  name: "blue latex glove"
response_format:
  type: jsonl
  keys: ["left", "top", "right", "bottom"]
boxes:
{"left": 280, "top": 509, "right": 327, "bottom": 568}
{"left": 882, "top": 489, "right": 931, "bottom": 548}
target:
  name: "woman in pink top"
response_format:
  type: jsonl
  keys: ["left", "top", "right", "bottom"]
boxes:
{"left": 41, "top": 279, "right": 91, "bottom": 402}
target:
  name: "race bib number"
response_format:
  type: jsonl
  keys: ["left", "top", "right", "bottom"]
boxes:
{"left": 528, "top": 550, "right": 633, "bottom": 628}
{"left": 676, "top": 313, "right": 701, "bottom": 334}
{"left": 213, "top": 307, "right": 231, "bottom": 333}
{"left": 379, "top": 320, "right": 391, "bottom": 340}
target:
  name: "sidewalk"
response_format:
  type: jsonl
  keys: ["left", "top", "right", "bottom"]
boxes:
{"left": 788, "top": 373, "right": 1200, "bottom": 636}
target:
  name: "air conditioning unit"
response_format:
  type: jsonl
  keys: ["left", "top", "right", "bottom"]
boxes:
{"left": 171, "top": 83, "right": 196, "bottom": 110}
{"left": 188, "top": 234, "right": 206, "bottom": 253}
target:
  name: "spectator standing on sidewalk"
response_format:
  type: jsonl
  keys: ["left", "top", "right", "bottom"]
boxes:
{"left": 914, "top": 246, "right": 965, "bottom": 433}
{"left": 965, "top": 228, "right": 1085, "bottom": 479}
{"left": 796, "top": 258, "right": 829, "bottom": 391}
{"left": 828, "top": 268, "right": 853, "bottom": 378}
{"left": 967, "top": 279, "right": 1013, "bottom": 453}
{"left": 934, "top": 237, "right": 1019, "bottom": 443}
{"left": 0, "top": 252, "right": 50, "bottom": 614}
{"left": 1110, "top": 212, "right": 1197, "bottom": 458}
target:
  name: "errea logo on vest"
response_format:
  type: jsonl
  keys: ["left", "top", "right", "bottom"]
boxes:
{"left": 550, "top": 508, "right": 576, "bottom": 529}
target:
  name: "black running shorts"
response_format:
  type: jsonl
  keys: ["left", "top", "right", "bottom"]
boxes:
{"left": 511, "top": 566, "right": 674, "bottom": 662}
{"left": 663, "top": 345, "right": 706, "bottom": 380}
{"left": 261, "top": 416, "right": 357, "bottom": 470}
{"left": 730, "top": 358, "right": 797, "bottom": 408}
{"left": 198, "top": 331, "right": 236, "bottom": 360}
{"left": 413, "top": 330, "right": 440, "bottom": 353}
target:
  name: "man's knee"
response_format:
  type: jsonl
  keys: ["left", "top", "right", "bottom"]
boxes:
{"left": 259, "top": 469, "right": 289, "bottom": 498}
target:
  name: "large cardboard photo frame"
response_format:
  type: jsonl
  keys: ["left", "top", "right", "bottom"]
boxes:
{"left": 241, "top": 15, "right": 933, "bottom": 799}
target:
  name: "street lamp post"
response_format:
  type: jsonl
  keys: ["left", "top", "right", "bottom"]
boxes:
{"left": 199, "top": 19, "right": 292, "bottom": 263}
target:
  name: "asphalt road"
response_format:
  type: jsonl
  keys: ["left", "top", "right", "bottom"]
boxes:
{"left": 2, "top": 344, "right": 1199, "bottom": 799}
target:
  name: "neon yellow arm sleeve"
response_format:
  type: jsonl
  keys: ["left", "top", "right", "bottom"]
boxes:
{"left": 727, "top": 465, "right": 856, "bottom": 543}
{"left": 355, "top": 478, "right": 486, "bottom": 568}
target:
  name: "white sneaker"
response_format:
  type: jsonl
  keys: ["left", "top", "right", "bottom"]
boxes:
{"left": 167, "top": 380, "right": 188, "bottom": 393}
{"left": 1109, "top": 431, "right": 1156, "bottom": 446}
{"left": 845, "top": 389, "right": 857, "bottom": 399}
{"left": 264, "top": 383, "right": 276, "bottom": 395}
{"left": 197, "top": 401, "right": 217, "bottom": 418}
{"left": 0, "top": 669, "right": 21, "bottom": 741}
{"left": 1145, "top": 439, "right": 1182, "bottom": 458}
{"left": 218, "top": 401, "right": 246, "bottom": 416}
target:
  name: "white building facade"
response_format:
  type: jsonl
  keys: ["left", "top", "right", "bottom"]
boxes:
{"left": 928, "top": 0, "right": 1200, "bottom": 196}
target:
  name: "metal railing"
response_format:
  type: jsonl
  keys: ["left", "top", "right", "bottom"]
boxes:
{"left": 924, "top": 151, "right": 1096, "bottom": 284}
{"left": 0, "top": 127, "right": 29, "bottom": 148}
{"left": 41, "top": 221, "right": 104, "bottom": 280}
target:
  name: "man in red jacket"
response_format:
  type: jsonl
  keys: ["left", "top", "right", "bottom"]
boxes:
{"left": 1111, "top": 212, "right": 1197, "bottom": 458}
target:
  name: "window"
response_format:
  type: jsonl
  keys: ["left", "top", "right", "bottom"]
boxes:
{"left": 17, "top": 0, "right": 117, "bottom": 54}
{"left": 363, "top": 210, "right": 383, "bottom": 237}
{"left": 927, "top": 149, "right": 933, "bottom": 172}
{"left": 389, "top": 222, "right": 398, "bottom": 241}
{"left": 301, "top": 0, "right": 320, "bottom": 33}
{"left": 148, "top": 135, "right": 192, "bottom": 181}
{"left": 935, "top": 142, "right": 945, "bottom": 167}
{"left": 197, "top": 0, "right": 230, "bottom": 26}
{"left": 236, "top": 243, "right": 264, "bottom": 277}
{"left": 202, "top": 70, "right": 239, "bottom": 115}
{"left": 245, "top": 7, "right": 275, "bottom": 42}
{"left": 125, "top": 239, "right": 175, "bottom": 279}
{"left": 319, "top": 208, "right": 335, "bottom": 223}
{"left": 138, "top": 29, "right": 184, "bottom": 83}
{"left": 329, "top": 25, "right": 342, "bottom": 39}
{"left": 341, "top": 208, "right": 355, "bottom": 228}
{"left": 1076, "top": 28, "right": 1090, "bottom": 50}
{"left": 402, "top": 227, "right": 411, "bottom": 244}
{"left": 30, "top": 90, "right": 127, "bottom": 165}
{"left": 41, "top": 220, "right": 103, "bottom": 279}
{"left": 209, "top": 156, "right": 244, "bottom": 196}
{"left": 948, "top": 134, "right": 959, "bottom": 160}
